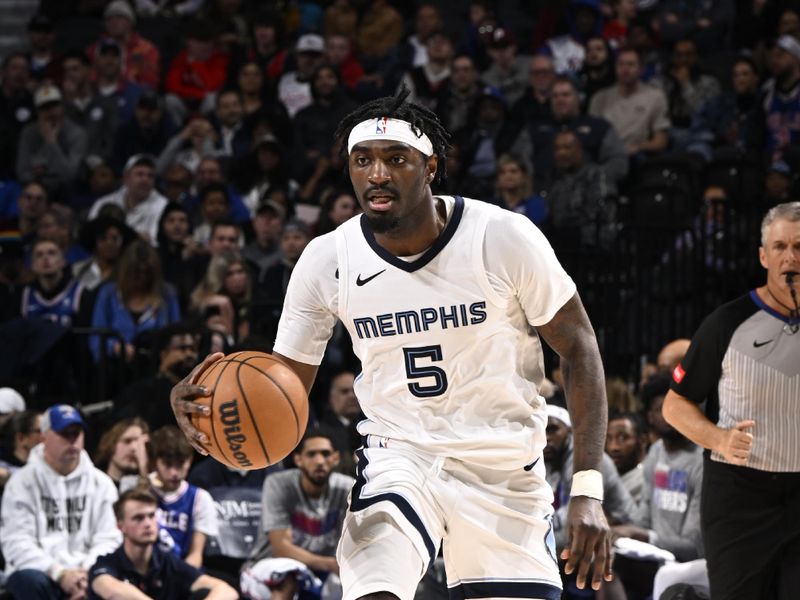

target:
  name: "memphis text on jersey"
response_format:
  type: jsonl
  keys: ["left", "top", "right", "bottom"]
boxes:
{"left": 352, "top": 301, "right": 487, "bottom": 339}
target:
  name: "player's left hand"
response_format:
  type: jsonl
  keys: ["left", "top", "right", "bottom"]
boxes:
{"left": 561, "top": 496, "right": 612, "bottom": 590}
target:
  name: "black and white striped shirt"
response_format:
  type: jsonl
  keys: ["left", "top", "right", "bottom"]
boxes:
{"left": 671, "top": 291, "right": 800, "bottom": 472}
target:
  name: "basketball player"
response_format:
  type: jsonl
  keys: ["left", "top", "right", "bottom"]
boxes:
{"left": 171, "top": 90, "right": 612, "bottom": 600}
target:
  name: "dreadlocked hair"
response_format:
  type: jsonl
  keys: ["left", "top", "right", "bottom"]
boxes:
{"left": 334, "top": 87, "right": 451, "bottom": 186}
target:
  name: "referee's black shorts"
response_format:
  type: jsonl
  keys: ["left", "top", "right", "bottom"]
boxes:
{"left": 701, "top": 457, "right": 800, "bottom": 599}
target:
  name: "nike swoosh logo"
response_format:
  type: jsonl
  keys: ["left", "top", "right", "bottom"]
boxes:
{"left": 356, "top": 270, "right": 386, "bottom": 286}
{"left": 753, "top": 339, "right": 773, "bottom": 348}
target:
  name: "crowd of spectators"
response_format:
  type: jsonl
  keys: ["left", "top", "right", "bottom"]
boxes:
{"left": 0, "top": 0, "right": 797, "bottom": 599}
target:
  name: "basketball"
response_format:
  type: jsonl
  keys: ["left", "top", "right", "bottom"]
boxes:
{"left": 192, "top": 351, "right": 308, "bottom": 470}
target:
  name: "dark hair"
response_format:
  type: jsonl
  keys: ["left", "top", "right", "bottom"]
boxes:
{"left": 186, "top": 19, "right": 215, "bottom": 42}
{"left": 311, "top": 64, "right": 341, "bottom": 99}
{"left": 608, "top": 411, "right": 647, "bottom": 438}
{"left": 251, "top": 9, "right": 285, "bottom": 46}
{"left": 333, "top": 87, "right": 451, "bottom": 185}
{"left": 2, "top": 52, "right": 29, "bottom": 70}
{"left": 210, "top": 218, "right": 240, "bottom": 237}
{"left": 156, "top": 202, "right": 191, "bottom": 247}
{"left": 733, "top": 54, "right": 759, "bottom": 76}
{"left": 199, "top": 182, "right": 230, "bottom": 204}
{"left": 61, "top": 49, "right": 90, "bottom": 67}
{"left": 215, "top": 88, "right": 242, "bottom": 106}
{"left": 293, "top": 428, "right": 336, "bottom": 454}
{"left": 156, "top": 322, "right": 197, "bottom": 355}
{"left": 149, "top": 425, "right": 194, "bottom": 463}
{"left": 30, "top": 236, "right": 62, "bottom": 255}
{"left": 616, "top": 45, "right": 642, "bottom": 63}
{"left": 639, "top": 372, "right": 671, "bottom": 411}
{"left": 552, "top": 75, "right": 578, "bottom": 92}
{"left": 3, "top": 409, "right": 40, "bottom": 452}
{"left": 113, "top": 488, "right": 158, "bottom": 521}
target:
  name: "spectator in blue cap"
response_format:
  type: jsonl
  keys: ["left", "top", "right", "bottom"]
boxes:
{"left": 1, "top": 404, "right": 121, "bottom": 600}
{"left": 764, "top": 160, "right": 793, "bottom": 206}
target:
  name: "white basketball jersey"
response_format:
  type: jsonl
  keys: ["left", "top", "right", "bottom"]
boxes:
{"left": 274, "top": 196, "right": 576, "bottom": 470}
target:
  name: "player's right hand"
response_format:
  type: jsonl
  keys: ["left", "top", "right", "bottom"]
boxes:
{"left": 169, "top": 352, "right": 224, "bottom": 455}
{"left": 716, "top": 420, "right": 755, "bottom": 465}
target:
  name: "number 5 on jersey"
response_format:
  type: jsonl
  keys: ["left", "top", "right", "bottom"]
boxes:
{"left": 403, "top": 345, "right": 449, "bottom": 397}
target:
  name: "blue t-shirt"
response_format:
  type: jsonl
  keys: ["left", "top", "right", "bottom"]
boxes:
{"left": 88, "top": 543, "right": 202, "bottom": 600}
{"left": 156, "top": 483, "right": 197, "bottom": 559}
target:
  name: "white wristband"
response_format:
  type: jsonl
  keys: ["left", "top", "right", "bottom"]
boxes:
{"left": 48, "top": 564, "right": 65, "bottom": 583}
{"left": 570, "top": 469, "right": 604, "bottom": 501}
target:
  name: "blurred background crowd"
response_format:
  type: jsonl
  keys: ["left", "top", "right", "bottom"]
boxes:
{"left": 0, "top": 0, "right": 796, "bottom": 598}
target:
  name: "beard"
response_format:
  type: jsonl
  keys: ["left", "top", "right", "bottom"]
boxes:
{"left": 661, "top": 427, "right": 686, "bottom": 445}
{"left": 169, "top": 359, "right": 196, "bottom": 380}
{"left": 365, "top": 213, "right": 401, "bottom": 234}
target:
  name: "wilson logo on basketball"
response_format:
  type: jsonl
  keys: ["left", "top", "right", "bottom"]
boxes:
{"left": 219, "top": 399, "right": 253, "bottom": 468}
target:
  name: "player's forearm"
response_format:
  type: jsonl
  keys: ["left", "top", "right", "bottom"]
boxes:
{"left": 537, "top": 295, "right": 607, "bottom": 472}
{"left": 562, "top": 341, "right": 607, "bottom": 472}
{"left": 662, "top": 391, "right": 723, "bottom": 451}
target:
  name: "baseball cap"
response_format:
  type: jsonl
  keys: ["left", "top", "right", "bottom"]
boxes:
{"left": 257, "top": 198, "right": 287, "bottom": 220}
{"left": 489, "top": 27, "right": 516, "bottom": 49}
{"left": 256, "top": 133, "right": 282, "bottom": 151}
{"left": 28, "top": 14, "right": 54, "bottom": 33}
{"left": 776, "top": 35, "right": 800, "bottom": 62}
{"left": 0, "top": 388, "right": 25, "bottom": 414}
{"left": 98, "top": 38, "right": 122, "bottom": 56}
{"left": 34, "top": 84, "right": 62, "bottom": 108}
{"left": 123, "top": 153, "right": 157, "bottom": 173}
{"left": 769, "top": 159, "right": 792, "bottom": 176}
{"left": 283, "top": 218, "right": 311, "bottom": 237}
{"left": 296, "top": 34, "right": 324, "bottom": 54}
{"left": 137, "top": 88, "right": 161, "bottom": 110}
{"left": 105, "top": 0, "right": 136, "bottom": 23}
{"left": 41, "top": 404, "right": 87, "bottom": 433}
{"left": 478, "top": 85, "right": 507, "bottom": 107}
{"left": 546, "top": 404, "right": 572, "bottom": 428}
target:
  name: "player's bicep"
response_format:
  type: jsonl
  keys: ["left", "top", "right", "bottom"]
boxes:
{"left": 536, "top": 293, "right": 597, "bottom": 360}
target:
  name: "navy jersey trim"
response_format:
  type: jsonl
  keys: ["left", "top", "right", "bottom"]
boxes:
{"left": 350, "top": 448, "right": 437, "bottom": 569}
{"left": 749, "top": 289, "right": 791, "bottom": 323}
{"left": 448, "top": 580, "right": 562, "bottom": 600}
{"left": 359, "top": 196, "right": 465, "bottom": 273}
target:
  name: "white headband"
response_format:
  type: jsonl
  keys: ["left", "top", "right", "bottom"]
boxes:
{"left": 347, "top": 117, "right": 434, "bottom": 156}
{"left": 546, "top": 404, "right": 572, "bottom": 428}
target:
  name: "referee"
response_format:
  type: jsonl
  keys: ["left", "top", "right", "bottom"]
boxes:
{"left": 663, "top": 201, "right": 800, "bottom": 599}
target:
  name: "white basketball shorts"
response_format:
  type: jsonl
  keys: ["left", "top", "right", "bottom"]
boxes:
{"left": 336, "top": 435, "right": 561, "bottom": 600}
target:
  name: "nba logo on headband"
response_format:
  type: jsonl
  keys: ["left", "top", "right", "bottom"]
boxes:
{"left": 348, "top": 117, "right": 434, "bottom": 156}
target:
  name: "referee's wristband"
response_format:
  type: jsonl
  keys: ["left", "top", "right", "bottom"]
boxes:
{"left": 570, "top": 469, "right": 604, "bottom": 502}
